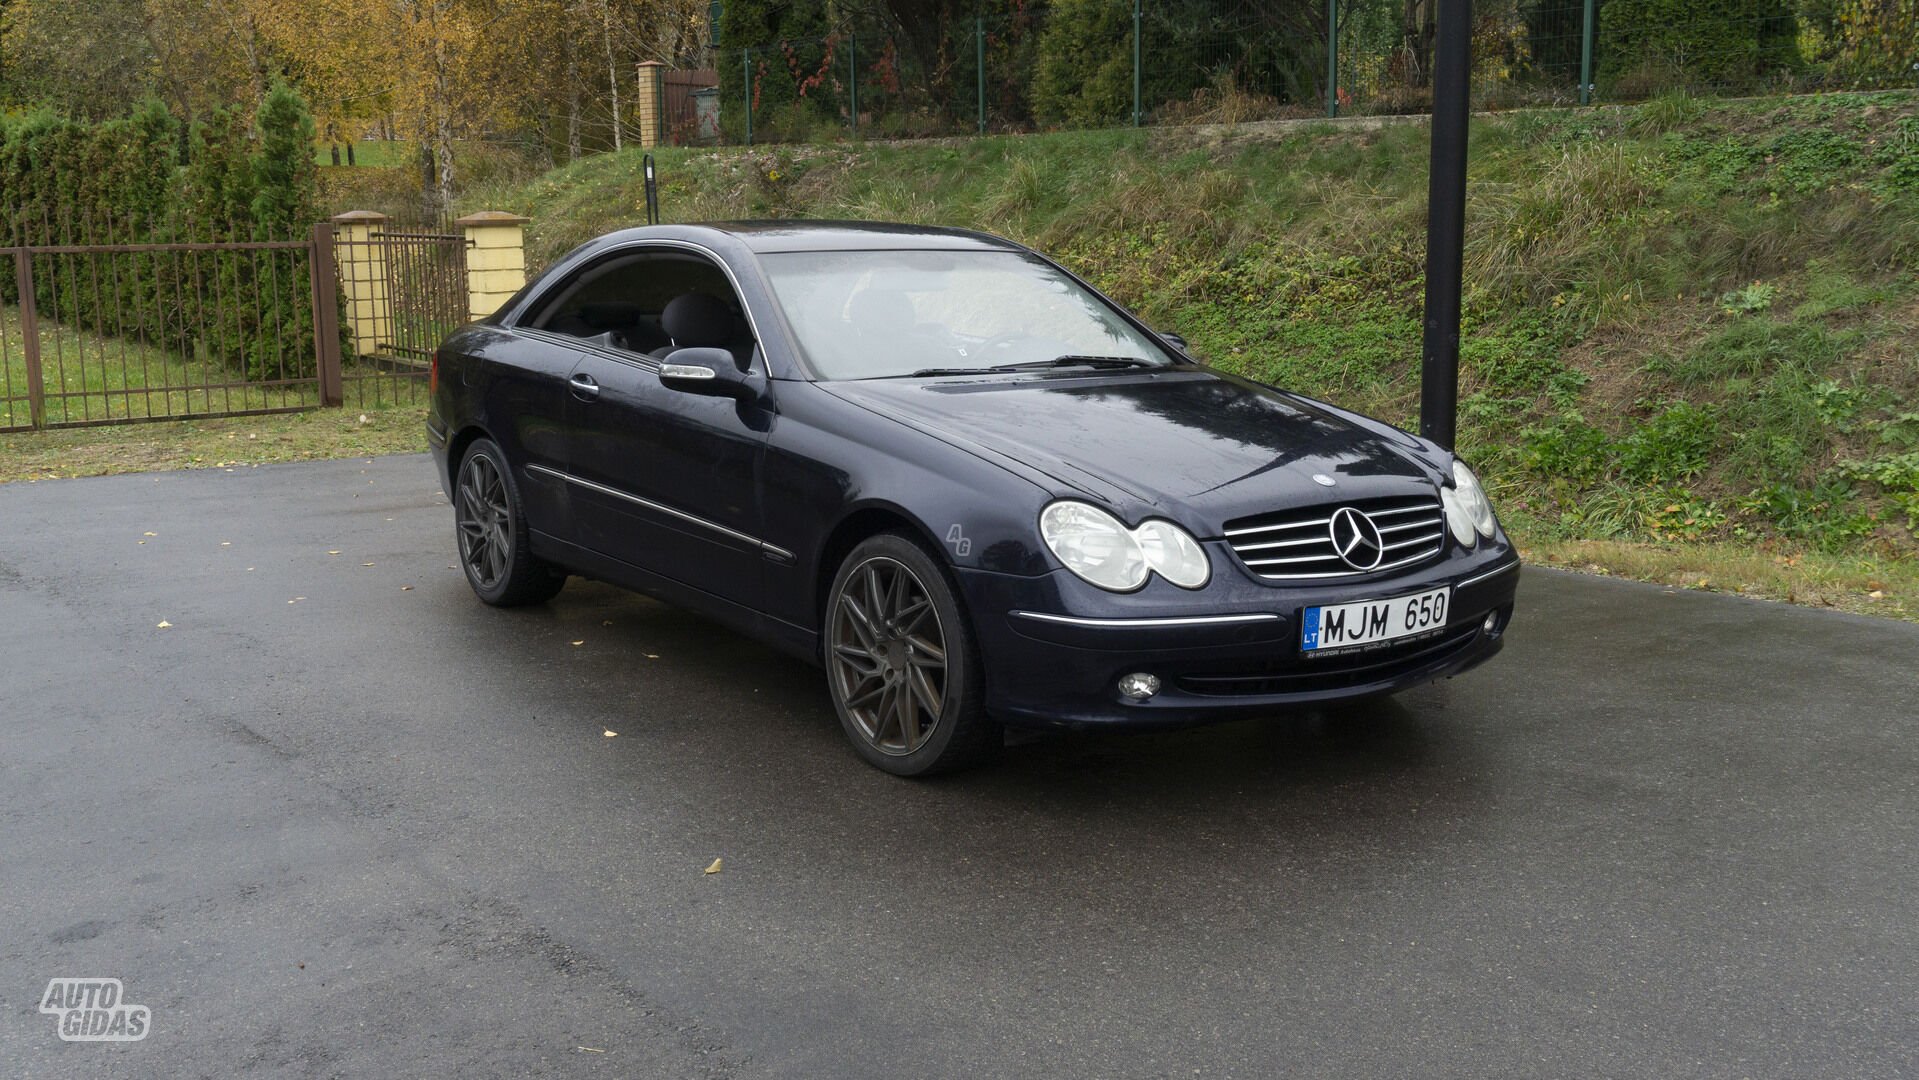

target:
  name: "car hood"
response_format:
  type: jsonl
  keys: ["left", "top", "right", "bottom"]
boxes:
{"left": 821, "top": 369, "right": 1443, "bottom": 532}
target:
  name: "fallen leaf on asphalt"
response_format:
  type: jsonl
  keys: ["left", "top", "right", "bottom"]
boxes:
{"left": 704, "top": 858, "right": 723, "bottom": 875}
{"left": 156, "top": 620, "right": 171, "bottom": 629}
{"left": 144, "top": 531, "right": 156, "bottom": 537}
{"left": 571, "top": 640, "right": 585, "bottom": 646}
{"left": 138, "top": 540, "right": 146, "bottom": 545}
{"left": 400, "top": 585, "right": 413, "bottom": 591}
{"left": 363, "top": 562, "right": 375, "bottom": 567}
{"left": 645, "top": 653, "right": 659, "bottom": 659}
{"left": 221, "top": 541, "right": 231, "bottom": 546}
{"left": 576, "top": 1047, "right": 605, "bottom": 1054}
{"left": 603, "top": 728, "right": 617, "bottom": 737}
{"left": 327, "top": 550, "right": 341, "bottom": 556}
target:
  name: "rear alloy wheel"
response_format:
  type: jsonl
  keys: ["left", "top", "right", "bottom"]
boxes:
{"left": 825, "top": 533, "right": 998, "bottom": 776}
{"left": 455, "top": 439, "right": 565, "bottom": 607}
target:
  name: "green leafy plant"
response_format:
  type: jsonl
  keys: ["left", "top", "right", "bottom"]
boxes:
{"left": 1718, "top": 281, "right": 1778, "bottom": 314}
{"left": 1619, "top": 402, "right": 1719, "bottom": 483}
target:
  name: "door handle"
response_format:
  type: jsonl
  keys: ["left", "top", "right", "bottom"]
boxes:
{"left": 568, "top": 373, "right": 600, "bottom": 401}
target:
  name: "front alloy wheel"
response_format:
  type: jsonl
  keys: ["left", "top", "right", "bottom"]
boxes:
{"left": 825, "top": 534, "right": 997, "bottom": 775}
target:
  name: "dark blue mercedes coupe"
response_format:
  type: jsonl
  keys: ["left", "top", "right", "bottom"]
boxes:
{"left": 428, "top": 222, "right": 1518, "bottom": 775}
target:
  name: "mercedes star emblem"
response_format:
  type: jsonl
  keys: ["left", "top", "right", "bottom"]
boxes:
{"left": 1327, "top": 506, "right": 1385, "bottom": 571}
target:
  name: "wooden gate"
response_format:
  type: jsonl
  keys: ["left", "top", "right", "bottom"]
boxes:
{"left": 664, "top": 68, "right": 720, "bottom": 144}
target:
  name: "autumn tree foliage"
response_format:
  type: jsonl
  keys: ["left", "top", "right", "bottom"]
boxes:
{"left": 0, "top": 0, "right": 712, "bottom": 208}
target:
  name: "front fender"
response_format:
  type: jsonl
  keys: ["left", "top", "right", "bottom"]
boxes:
{"left": 758, "top": 382, "right": 1056, "bottom": 635}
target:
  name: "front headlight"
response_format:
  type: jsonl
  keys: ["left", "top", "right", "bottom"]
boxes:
{"left": 1451, "top": 460, "right": 1498, "bottom": 538}
{"left": 1040, "top": 501, "right": 1148, "bottom": 591}
{"left": 1441, "top": 485, "right": 1477, "bottom": 547}
{"left": 1134, "top": 518, "right": 1211, "bottom": 590}
{"left": 1039, "top": 502, "right": 1211, "bottom": 591}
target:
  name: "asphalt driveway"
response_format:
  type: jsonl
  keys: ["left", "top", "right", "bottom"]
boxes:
{"left": 1, "top": 455, "right": 1915, "bottom": 1078}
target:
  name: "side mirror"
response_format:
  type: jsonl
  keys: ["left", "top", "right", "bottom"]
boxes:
{"left": 1160, "top": 332, "right": 1189, "bottom": 352}
{"left": 658, "top": 347, "right": 755, "bottom": 400}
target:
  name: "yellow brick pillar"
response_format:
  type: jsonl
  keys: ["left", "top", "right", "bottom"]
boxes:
{"left": 636, "top": 61, "right": 665, "bottom": 148}
{"left": 331, "top": 210, "right": 390, "bottom": 357}
{"left": 456, "top": 211, "right": 529, "bottom": 321}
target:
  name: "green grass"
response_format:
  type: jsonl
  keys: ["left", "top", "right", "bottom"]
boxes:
{"left": 0, "top": 401, "right": 429, "bottom": 483}
{"left": 2, "top": 308, "right": 427, "bottom": 430}
{"left": 454, "top": 90, "right": 1919, "bottom": 615}
{"left": 2, "top": 308, "right": 326, "bottom": 427}
{"left": 314, "top": 139, "right": 418, "bottom": 168}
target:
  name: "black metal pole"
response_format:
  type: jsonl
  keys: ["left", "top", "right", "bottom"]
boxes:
{"left": 643, "top": 154, "right": 660, "bottom": 225}
{"left": 1420, "top": 0, "right": 1471, "bottom": 450}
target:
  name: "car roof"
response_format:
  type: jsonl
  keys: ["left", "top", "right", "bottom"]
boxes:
{"left": 591, "top": 220, "right": 1028, "bottom": 255}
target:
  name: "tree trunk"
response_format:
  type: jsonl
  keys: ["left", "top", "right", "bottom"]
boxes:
{"left": 1401, "top": 0, "right": 1436, "bottom": 88}
{"left": 429, "top": 20, "right": 457, "bottom": 213}
{"left": 603, "top": 0, "right": 623, "bottom": 150}
{"left": 435, "top": 105, "right": 456, "bottom": 212}
{"left": 566, "top": 31, "right": 583, "bottom": 161}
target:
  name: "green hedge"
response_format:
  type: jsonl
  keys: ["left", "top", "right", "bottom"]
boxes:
{"left": 1597, "top": 0, "right": 1801, "bottom": 92}
{"left": 0, "top": 84, "right": 322, "bottom": 381}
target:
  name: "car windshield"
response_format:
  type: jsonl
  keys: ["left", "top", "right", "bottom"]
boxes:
{"left": 758, "top": 249, "right": 1177, "bottom": 380}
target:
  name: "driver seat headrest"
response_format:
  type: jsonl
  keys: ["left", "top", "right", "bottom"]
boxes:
{"left": 662, "top": 292, "right": 740, "bottom": 348}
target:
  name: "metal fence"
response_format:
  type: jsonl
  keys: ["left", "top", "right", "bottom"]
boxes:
{"left": 1, "top": 217, "right": 340, "bottom": 432}
{"left": 0, "top": 214, "right": 466, "bottom": 432}
{"left": 332, "top": 224, "right": 468, "bottom": 410}
{"left": 719, "top": 0, "right": 1919, "bottom": 144}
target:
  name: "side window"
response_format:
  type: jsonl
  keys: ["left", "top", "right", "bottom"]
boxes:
{"left": 524, "top": 249, "right": 755, "bottom": 369}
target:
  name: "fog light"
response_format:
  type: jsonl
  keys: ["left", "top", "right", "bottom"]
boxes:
{"left": 1118, "top": 672, "right": 1161, "bottom": 701}
{"left": 1482, "top": 612, "right": 1499, "bottom": 634}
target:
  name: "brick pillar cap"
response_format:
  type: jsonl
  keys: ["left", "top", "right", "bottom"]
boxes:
{"left": 454, "top": 211, "right": 530, "bottom": 227}
{"left": 331, "top": 210, "right": 390, "bottom": 224}
{"left": 638, "top": 60, "right": 666, "bottom": 68}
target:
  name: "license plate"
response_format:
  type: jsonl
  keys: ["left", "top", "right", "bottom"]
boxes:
{"left": 1301, "top": 586, "right": 1451, "bottom": 655}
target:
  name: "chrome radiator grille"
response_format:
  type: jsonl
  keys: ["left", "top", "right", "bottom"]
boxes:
{"left": 1223, "top": 496, "right": 1446, "bottom": 581}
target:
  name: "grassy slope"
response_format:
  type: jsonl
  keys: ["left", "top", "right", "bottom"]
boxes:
{"left": 0, "top": 402, "right": 428, "bottom": 485}
{"left": 458, "top": 93, "right": 1918, "bottom": 619}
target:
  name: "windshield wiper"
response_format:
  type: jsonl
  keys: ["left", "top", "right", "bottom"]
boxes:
{"left": 898, "top": 356, "right": 1158, "bottom": 379}
{"left": 989, "top": 355, "right": 1160, "bottom": 372}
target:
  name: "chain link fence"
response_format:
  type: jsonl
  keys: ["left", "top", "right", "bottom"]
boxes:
{"left": 715, "top": 0, "right": 1919, "bottom": 144}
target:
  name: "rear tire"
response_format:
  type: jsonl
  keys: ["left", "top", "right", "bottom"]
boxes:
{"left": 824, "top": 533, "right": 999, "bottom": 776}
{"left": 454, "top": 439, "right": 566, "bottom": 607}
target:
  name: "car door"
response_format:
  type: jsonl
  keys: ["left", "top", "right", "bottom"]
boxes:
{"left": 473, "top": 328, "right": 579, "bottom": 539}
{"left": 556, "top": 250, "right": 769, "bottom": 611}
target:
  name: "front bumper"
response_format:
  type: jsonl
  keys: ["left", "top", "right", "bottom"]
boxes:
{"left": 957, "top": 543, "right": 1520, "bottom": 730}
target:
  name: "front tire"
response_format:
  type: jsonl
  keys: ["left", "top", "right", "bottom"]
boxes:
{"left": 824, "top": 533, "right": 999, "bottom": 776}
{"left": 454, "top": 439, "right": 565, "bottom": 607}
